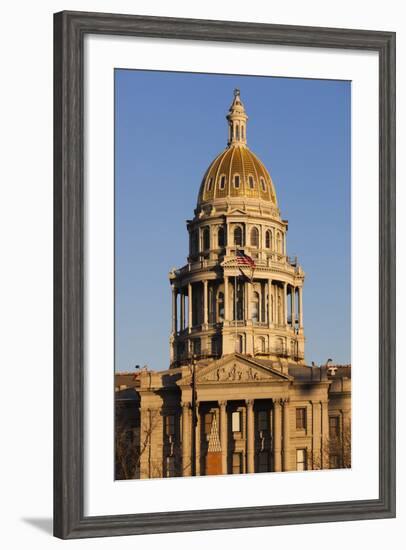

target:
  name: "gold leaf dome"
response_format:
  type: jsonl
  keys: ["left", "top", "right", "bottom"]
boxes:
{"left": 197, "top": 89, "right": 277, "bottom": 207}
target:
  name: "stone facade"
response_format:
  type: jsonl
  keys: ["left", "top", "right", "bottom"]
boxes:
{"left": 114, "top": 90, "right": 351, "bottom": 479}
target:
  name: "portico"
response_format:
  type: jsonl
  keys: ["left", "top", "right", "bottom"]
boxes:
{"left": 176, "top": 354, "right": 292, "bottom": 475}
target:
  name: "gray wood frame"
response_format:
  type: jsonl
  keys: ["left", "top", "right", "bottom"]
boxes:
{"left": 54, "top": 10, "right": 396, "bottom": 539}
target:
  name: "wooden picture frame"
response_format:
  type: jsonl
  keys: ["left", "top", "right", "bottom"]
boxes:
{"left": 54, "top": 10, "right": 396, "bottom": 539}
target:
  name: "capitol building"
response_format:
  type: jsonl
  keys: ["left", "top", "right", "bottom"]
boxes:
{"left": 115, "top": 90, "right": 351, "bottom": 479}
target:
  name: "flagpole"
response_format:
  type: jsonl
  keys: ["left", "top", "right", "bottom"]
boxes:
{"left": 234, "top": 271, "right": 237, "bottom": 352}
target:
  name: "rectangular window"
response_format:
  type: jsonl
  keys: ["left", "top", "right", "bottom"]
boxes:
{"left": 258, "top": 451, "right": 269, "bottom": 472}
{"left": 166, "top": 456, "right": 176, "bottom": 477}
{"left": 329, "top": 416, "right": 340, "bottom": 438}
{"left": 296, "top": 407, "right": 307, "bottom": 430}
{"left": 296, "top": 448, "right": 307, "bottom": 471}
{"left": 258, "top": 410, "right": 268, "bottom": 432}
{"left": 232, "top": 452, "right": 242, "bottom": 474}
{"left": 165, "top": 415, "right": 175, "bottom": 436}
{"left": 232, "top": 411, "right": 241, "bottom": 432}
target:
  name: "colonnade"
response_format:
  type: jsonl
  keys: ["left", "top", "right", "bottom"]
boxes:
{"left": 171, "top": 279, "right": 303, "bottom": 333}
{"left": 180, "top": 398, "right": 291, "bottom": 475}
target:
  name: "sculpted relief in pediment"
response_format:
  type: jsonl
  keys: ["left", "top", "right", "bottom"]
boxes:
{"left": 200, "top": 363, "right": 269, "bottom": 383}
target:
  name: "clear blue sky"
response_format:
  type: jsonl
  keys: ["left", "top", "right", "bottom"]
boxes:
{"left": 115, "top": 69, "right": 351, "bottom": 372}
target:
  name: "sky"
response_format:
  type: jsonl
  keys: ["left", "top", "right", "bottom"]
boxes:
{"left": 115, "top": 69, "right": 351, "bottom": 372}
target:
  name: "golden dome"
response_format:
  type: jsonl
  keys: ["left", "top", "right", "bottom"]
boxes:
{"left": 197, "top": 90, "right": 277, "bottom": 207}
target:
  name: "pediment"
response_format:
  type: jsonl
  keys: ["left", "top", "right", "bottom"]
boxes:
{"left": 227, "top": 207, "right": 247, "bottom": 216}
{"left": 181, "top": 354, "right": 290, "bottom": 385}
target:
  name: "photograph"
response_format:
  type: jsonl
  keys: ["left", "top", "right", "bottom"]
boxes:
{"left": 114, "top": 70, "right": 352, "bottom": 480}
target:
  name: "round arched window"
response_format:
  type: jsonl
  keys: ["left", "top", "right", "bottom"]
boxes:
{"left": 260, "top": 177, "right": 267, "bottom": 192}
{"left": 234, "top": 226, "right": 243, "bottom": 246}
{"left": 265, "top": 230, "right": 272, "bottom": 249}
{"left": 251, "top": 227, "right": 259, "bottom": 248}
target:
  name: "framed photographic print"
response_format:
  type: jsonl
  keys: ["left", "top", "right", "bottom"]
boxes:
{"left": 54, "top": 10, "right": 396, "bottom": 539}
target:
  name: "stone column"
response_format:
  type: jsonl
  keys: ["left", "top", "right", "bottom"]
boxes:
{"left": 321, "top": 400, "right": 329, "bottom": 469}
{"left": 171, "top": 286, "right": 177, "bottom": 333}
{"left": 283, "top": 282, "right": 288, "bottom": 326}
{"left": 273, "top": 400, "right": 282, "bottom": 472}
{"left": 267, "top": 279, "right": 273, "bottom": 327}
{"left": 291, "top": 286, "right": 295, "bottom": 329}
{"left": 182, "top": 401, "right": 191, "bottom": 476}
{"left": 299, "top": 286, "right": 303, "bottom": 329}
{"left": 310, "top": 401, "right": 320, "bottom": 469}
{"left": 195, "top": 402, "right": 201, "bottom": 476}
{"left": 246, "top": 399, "right": 255, "bottom": 473}
{"left": 220, "top": 400, "right": 228, "bottom": 474}
{"left": 180, "top": 290, "right": 185, "bottom": 331}
{"left": 273, "top": 284, "right": 277, "bottom": 325}
{"left": 203, "top": 280, "right": 208, "bottom": 326}
{"left": 224, "top": 275, "right": 229, "bottom": 321}
{"left": 188, "top": 283, "right": 193, "bottom": 333}
{"left": 282, "top": 399, "right": 290, "bottom": 471}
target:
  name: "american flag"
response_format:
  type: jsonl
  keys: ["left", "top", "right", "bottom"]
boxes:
{"left": 236, "top": 249, "right": 256, "bottom": 268}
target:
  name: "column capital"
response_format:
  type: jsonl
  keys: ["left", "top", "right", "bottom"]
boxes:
{"left": 219, "top": 400, "right": 227, "bottom": 408}
{"left": 245, "top": 399, "right": 254, "bottom": 408}
{"left": 181, "top": 401, "right": 191, "bottom": 409}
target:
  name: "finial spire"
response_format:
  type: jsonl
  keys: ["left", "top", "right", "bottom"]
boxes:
{"left": 226, "top": 89, "right": 248, "bottom": 146}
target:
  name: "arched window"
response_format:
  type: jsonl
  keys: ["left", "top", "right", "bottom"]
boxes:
{"left": 251, "top": 227, "right": 259, "bottom": 248}
{"left": 217, "top": 292, "right": 224, "bottom": 321}
{"left": 241, "top": 126, "right": 244, "bottom": 139}
{"left": 202, "top": 227, "right": 210, "bottom": 251}
{"left": 219, "top": 175, "right": 226, "bottom": 190}
{"left": 236, "top": 125, "right": 240, "bottom": 140}
{"left": 234, "top": 175, "right": 240, "bottom": 189}
{"left": 234, "top": 226, "right": 243, "bottom": 246}
{"left": 252, "top": 291, "right": 260, "bottom": 322}
{"left": 265, "top": 230, "right": 272, "bottom": 249}
{"left": 276, "top": 232, "right": 282, "bottom": 253}
{"left": 258, "top": 337, "right": 266, "bottom": 354}
{"left": 206, "top": 177, "right": 213, "bottom": 192}
{"left": 218, "top": 226, "right": 225, "bottom": 247}
{"left": 248, "top": 175, "right": 255, "bottom": 189}
{"left": 260, "top": 177, "right": 266, "bottom": 192}
{"left": 276, "top": 337, "right": 284, "bottom": 354}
